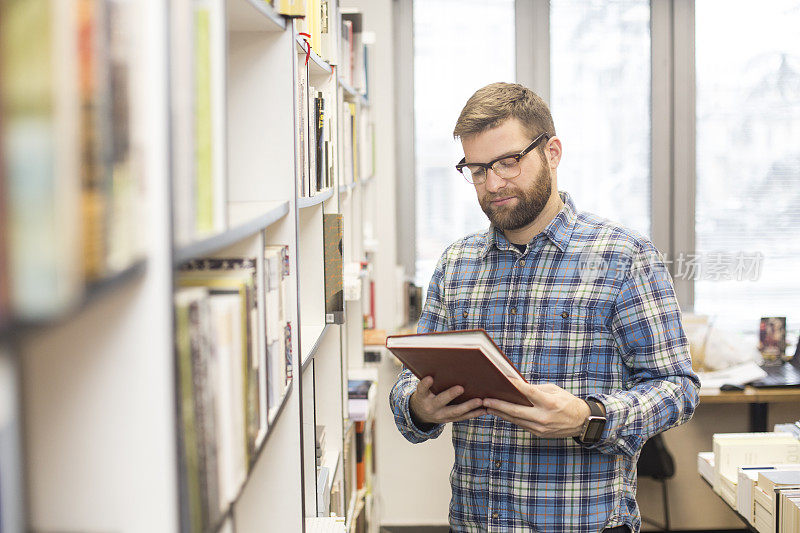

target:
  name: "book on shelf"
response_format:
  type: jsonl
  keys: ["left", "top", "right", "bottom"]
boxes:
{"left": 323, "top": 214, "right": 344, "bottom": 324}
{"left": 341, "top": 101, "right": 354, "bottom": 185}
{"left": 307, "top": 83, "right": 317, "bottom": 198}
{"left": 385, "top": 329, "right": 533, "bottom": 406}
{"left": 0, "top": 345, "right": 23, "bottom": 533}
{"left": 265, "top": 245, "right": 293, "bottom": 417}
{"left": 171, "top": 0, "right": 226, "bottom": 246}
{"left": 315, "top": 92, "right": 326, "bottom": 192}
{"left": 753, "top": 471, "right": 800, "bottom": 533}
{"left": 317, "top": 463, "right": 330, "bottom": 516}
{"left": 178, "top": 258, "right": 265, "bottom": 462}
{"left": 348, "top": 379, "right": 375, "bottom": 422}
{"left": 78, "top": 0, "right": 143, "bottom": 281}
{"left": 296, "top": 57, "right": 310, "bottom": 197}
{"left": 340, "top": 10, "right": 365, "bottom": 90}
{"left": 348, "top": 102, "right": 359, "bottom": 182}
{"left": 779, "top": 489, "right": 800, "bottom": 533}
{"left": 759, "top": 470, "right": 800, "bottom": 498}
{"left": 174, "top": 287, "right": 222, "bottom": 533}
{"left": 698, "top": 451, "right": 715, "bottom": 485}
{"left": 319, "top": 0, "right": 339, "bottom": 66}
{"left": 315, "top": 424, "right": 327, "bottom": 468}
{"left": 737, "top": 465, "right": 800, "bottom": 523}
{"left": 277, "top": 0, "right": 305, "bottom": 17}
{"left": 340, "top": 18, "right": 353, "bottom": 87}
{"left": 712, "top": 432, "right": 800, "bottom": 490}
{"left": 1, "top": 0, "right": 144, "bottom": 320}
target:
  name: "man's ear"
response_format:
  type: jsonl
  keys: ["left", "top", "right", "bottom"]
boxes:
{"left": 545, "top": 136, "right": 562, "bottom": 169}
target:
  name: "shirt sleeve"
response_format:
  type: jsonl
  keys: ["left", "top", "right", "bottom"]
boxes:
{"left": 388, "top": 250, "right": 450, "bottom": 444}
{"left": 583, "top": 242, "right": 700, "bottom": 457}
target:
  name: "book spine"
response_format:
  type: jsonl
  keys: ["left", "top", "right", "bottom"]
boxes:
{"left": 323, "top": 214, "right": 344, "bottom": 324}
{"left": 315, "top": 92, "right": 324, "bottom": 192}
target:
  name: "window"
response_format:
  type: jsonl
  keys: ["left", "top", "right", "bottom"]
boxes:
{"left": 413, "top": 0, "right": 515, "bottom": 288}
{"left": 550, "top": 0, "right": 651, "bottom": 238}
{"left": 694, "top": 0, "right": 800, "bottom": 338}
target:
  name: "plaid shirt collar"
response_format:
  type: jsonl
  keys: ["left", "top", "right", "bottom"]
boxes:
{"left": 481, "top": 190, "right": 577, "bottom": 257}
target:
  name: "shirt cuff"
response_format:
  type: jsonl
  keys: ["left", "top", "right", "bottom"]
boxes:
{"left": 399, "top": 382, "right": 444, "bottom": 440}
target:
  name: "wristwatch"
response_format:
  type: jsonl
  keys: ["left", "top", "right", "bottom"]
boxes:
{"left": 575, "top": 399, "right": 607, "bottom": 444}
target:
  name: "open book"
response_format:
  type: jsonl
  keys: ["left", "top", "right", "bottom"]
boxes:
{"left": 385, "top": 329, "right": 532, "bottom": 406}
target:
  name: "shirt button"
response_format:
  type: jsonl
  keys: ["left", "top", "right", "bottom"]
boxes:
{"left": 519, "top": 259, "right": 526, "bottom": 266}
{"left": 561, "top": 311, "right": 569, "bottom": 319}
{"left": 494, "top": 459, "right": 502, "bottom": 468}
{"left": 463, "top": 310, "right": 469, "bottom": 318}
{"left": 510, "top": 307, "right": 517, "bottom": 315}
{"left": 492, "top": 511, "right": 499, "bottom": 519}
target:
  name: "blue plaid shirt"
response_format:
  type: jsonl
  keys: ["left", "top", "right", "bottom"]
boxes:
{"left": 390, "top": 191, "right": 699, "bottom": 533}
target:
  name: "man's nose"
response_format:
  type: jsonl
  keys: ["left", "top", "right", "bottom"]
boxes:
{"left": 483, "top": 167, "right": 507, "bottom": 192}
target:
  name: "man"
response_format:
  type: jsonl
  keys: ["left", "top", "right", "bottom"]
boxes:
{"left": 389, "top": 82, "right": 699, "bottom": 533}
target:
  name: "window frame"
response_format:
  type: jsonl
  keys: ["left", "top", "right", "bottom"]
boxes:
{"left": 397, "top": 0, "right": 700, "bottom": 312}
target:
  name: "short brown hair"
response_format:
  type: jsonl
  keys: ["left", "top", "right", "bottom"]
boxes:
{"left": 453, "top": 82, "right": 556, "bottom": 141}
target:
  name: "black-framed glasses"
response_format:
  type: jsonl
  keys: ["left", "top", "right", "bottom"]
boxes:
{"left": 455, "top": 132, "right": 550, "bottom": 185}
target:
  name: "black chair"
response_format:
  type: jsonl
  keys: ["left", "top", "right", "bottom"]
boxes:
{"left": 637, "top": 433, "right": 675, "bottom": 531}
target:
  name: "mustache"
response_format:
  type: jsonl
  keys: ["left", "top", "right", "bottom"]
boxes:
{"left": 482, "top": 191, "right": 519, "bottom": 203}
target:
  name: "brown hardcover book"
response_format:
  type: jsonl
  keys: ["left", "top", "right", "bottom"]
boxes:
{"left": 385, "top": 329, "right": 532, "bottom": 406}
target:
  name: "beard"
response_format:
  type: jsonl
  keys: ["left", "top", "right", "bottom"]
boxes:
{"left": 478, "top": 164, "right": 552, "bottom": 231}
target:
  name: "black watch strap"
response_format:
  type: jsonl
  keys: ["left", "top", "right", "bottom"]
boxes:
{"left": 586, "top": 399, "right": 604, "bottom": 418}
{"left": 574, "top": 399, "right": 606, "bottom": 445}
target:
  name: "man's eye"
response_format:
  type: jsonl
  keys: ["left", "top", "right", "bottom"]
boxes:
{"left": 497, "top": 157, "right": 517, "bottom": 169}
{"left": 469, "top": 166, "right": 486, "bottom": 177}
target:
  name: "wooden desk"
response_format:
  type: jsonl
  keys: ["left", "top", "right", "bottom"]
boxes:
{"left": 699, "top": 387, "right": 800, "bottom": 432}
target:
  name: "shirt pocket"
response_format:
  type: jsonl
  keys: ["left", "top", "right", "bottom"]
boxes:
{"left": 529, "top": 302, "right": 607, "bottom": 396}
{"left": 451, "top": 303, "right": 504, "bottom": 337}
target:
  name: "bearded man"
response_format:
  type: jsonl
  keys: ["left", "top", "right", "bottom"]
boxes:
{"left": 389, "top": 82, "right": 699, "bottom": 533}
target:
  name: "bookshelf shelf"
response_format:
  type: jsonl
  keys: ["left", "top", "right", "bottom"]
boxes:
{"left": 297, "top": 188, "right": 335, "bottom": 209}
{"left": 301, "top": 323, "right": 332, "bottom": 371}
{"left": 11, "top": 259, "right": 148, "bottom": 334}
{"left": 173, "top": 201, "right": 290, "bottom": 265}
{"left": 338, "top": 78, "right": 367, "bottom": 106}
{"left": 227, "top": 0, "right": 286, "bottom": 33}
{"left": 296, "top": 36, "right": 334, "bottom": 81}
{"left": 338, "top": 182, "right": 357, "bottom": 194}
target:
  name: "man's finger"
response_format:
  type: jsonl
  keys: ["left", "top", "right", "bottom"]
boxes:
{"left": 486, "top": 408, "right": 539, "bottom": 434}
{"left": 448, "top": 408, "right": 487, "bottom": 423}
{"left": 416, "top": 376, "right": 434, "bottom": 396}
{"left": 483, "top": 397, "right": 543, "bottom": 422}
{"left": 433, "top": 384, "right": 466, "bottom": 408}
{"left": 508, "top": 378, "right": 549, "bottom": 404}
{"left": 439, "top": 397, "right": 483, "bottom": 420}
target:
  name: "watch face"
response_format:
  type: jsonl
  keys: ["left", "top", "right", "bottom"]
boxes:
{"left": 584, "top": 417, "right": 605, "bottom": 442}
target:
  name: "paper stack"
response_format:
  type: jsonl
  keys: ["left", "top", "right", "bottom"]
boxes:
{"left": 753, "top": 470, "right": 800, "bottom": 533}
{"left": 738, "top": 465, "right": 800, "bottom": 524}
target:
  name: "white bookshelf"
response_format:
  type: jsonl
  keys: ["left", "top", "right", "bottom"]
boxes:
{"left": 8, "top": 1, "right": 381, "bottom": 532}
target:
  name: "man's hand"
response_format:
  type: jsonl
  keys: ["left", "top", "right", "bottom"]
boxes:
{"left": 409, "top": 376, "right": 486, "bottom": 426}
{"left": 483, "top": 381, "right": 592, "bottom": 438}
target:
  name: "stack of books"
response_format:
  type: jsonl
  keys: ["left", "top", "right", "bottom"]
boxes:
{"left": 738, "top": 465, "right": 800, "bottom": 524}
{"left": 698, "top": 426, "right": 800, "bottom": 533}
{"left": 712, "top": 432, "right": 800, "bottom": 501}
{"left": 779, "top": 489, "right": 800, "bottom": 533}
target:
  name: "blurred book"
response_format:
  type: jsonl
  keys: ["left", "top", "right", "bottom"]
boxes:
{"left": 0, "top": 345, "right": 23, "bottom": 533}
{"left": 265, "top": 245, "right": 293, "bottom": 418}
{"left": 172, "top": 0, "right": 226, "bottom": 246}
{"left": 323, "top": 214, "right": 344, "bottom": 324}
{"left": 1, "top": 0, "right": 144, "bottom": 321}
